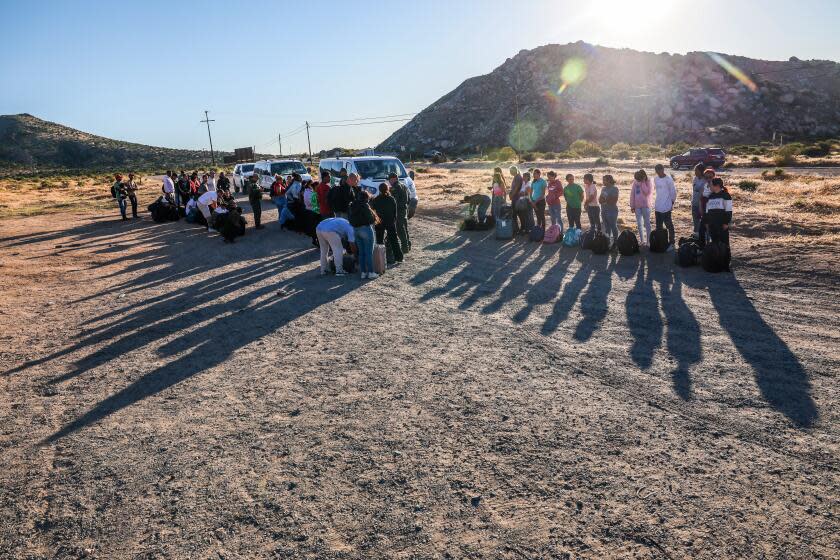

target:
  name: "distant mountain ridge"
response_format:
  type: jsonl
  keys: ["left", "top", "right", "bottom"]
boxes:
{"left": 378, "top": 42, "right": 840, "bottom": 153}
{"left": 0, "top": 113, "right": 226, "bottom": 170}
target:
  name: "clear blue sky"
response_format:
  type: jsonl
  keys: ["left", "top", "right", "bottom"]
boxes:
{"left": 1, "top": 0, "right": 838, "bottom": 154}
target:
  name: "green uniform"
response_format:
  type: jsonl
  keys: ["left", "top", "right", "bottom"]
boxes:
{"left": 248, "top": 178, "right": 263, "bottom": 228}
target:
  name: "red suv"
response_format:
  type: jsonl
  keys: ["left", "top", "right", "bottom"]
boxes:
{"left": 669, "top": 148, "right": 726, "bottom": 170}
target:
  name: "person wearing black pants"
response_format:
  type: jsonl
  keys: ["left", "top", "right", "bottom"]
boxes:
{"left": 566, "top": 207, "right": 582, "bottom": 229}
{"left": 247, "top": 174, "right": 264, "bottom": 229}
{"left": 371, "top": 183, "right": 403, "bottom": 264}
{"left": 125, "top": 173, "right": 139, "bottom": 218}
{"left": 655, "top": 211, "right": 675, "bottom": 245}
{"left": 705, "top": 177, "right": 732, "bottom": 270}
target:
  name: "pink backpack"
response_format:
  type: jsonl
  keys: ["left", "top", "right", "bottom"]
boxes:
{"left": 543, "top": 223, "right": 562, "bottom": 244}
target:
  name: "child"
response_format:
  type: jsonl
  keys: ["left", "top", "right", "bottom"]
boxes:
{"left": 490, "top": 167, "right": 507, "bottom": 219}
{"left": 563, "top": 174, "right": 584, "bottom": 229}
{"left": 705, "top": 177, "right": 732, "bottom": 254}
{"left": 303, "top": 181, "right": 315, "bottom": 212}
{"left": 545, "top": 170, "right": 564, "bottom": 229}
{"left": 530, "top": 169, "right": 547, "bottom": 230}
{"left": 583, "top": 173, "right": 600, "bottom": 231}
{"left": 516, "top": 171, "right": 533, "bottom": 235}
{"left": 629, "top": 169, "right": 653, "bottom": 247}
{"left": 599, "top": 175, "right": 619, "bottom": 243}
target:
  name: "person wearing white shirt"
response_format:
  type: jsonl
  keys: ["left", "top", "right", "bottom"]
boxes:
{"left": 206, "top": 170, "right": 217, "bottom": 192}
{"left": 315, "top": 218, "right": 357, "bottom": 276}
{"left": 197, "top": 190, "right": 219, "bottom": 232}
{"left": 162, "top": 171, "right": 176, "bottom": 204}
{"left": 653, "top": 164, "right": 677, "bottom": 248}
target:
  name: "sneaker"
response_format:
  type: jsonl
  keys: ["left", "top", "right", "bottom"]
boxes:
{"left": 335, "top": 271, "right": 346, "bottom": 277}
{"left": 208, "top": 228, "right": 218, "bottom": 233}
{"left": 320, "top": 270, "right": 328, "bottom": 276}
{"left": 666, "top": 244, "right": 675, "bottom": 253}
{"left": 367, "top": 272, "right": 379, "bottom": 279}
{"left": 360, "top": 272, "right": 368, "bottom": 279}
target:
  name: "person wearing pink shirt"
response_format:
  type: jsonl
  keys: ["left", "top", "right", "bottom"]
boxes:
{"left": 629, "top": 169, "right": 653, "bottom": 247}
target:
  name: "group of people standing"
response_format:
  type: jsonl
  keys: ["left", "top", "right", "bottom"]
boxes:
{"left": 472, "top": 162, "right": 732, "bottom": 252}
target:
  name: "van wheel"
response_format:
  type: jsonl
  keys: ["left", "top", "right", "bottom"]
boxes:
{"left": 671, "top": 161, "right": 680, "bottom": 170}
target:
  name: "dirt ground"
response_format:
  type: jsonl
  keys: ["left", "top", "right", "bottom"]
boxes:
{"left": 1, "top": 169, "right": 838, "bottom": 559}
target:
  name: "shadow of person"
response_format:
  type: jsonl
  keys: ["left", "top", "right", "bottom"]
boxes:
{"left": 684, "top": 271, "right": 818, "bottom": 428}
{"left": 540, "top": 249, "right": 594, "bottom": 335}
{"left": 650, "top": 266, "right": 702, "bottom": 401}
{"left": 624, "top": 257, "right": 663, "bottom": 370}
{"left": 42, "top": 266, "right": 356, "bottom": 443}
{"left": 573, "top": 253, "right": 616, "bottom": 342}
{"left": 511, "top": 244, "right": 572, "bottom": 324}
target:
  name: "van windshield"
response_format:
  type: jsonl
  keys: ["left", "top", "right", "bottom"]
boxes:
{"left": 354, "top": 159, "right": 407, "bottom": 180}
{"left": 270, "top": 161, "right": 307, "bottom": 175}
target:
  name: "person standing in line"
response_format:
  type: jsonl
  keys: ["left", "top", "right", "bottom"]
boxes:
{"left": 388, "top": 172, "right": 411, "bottom": 254}
{"left": 162, "top": 170, "right": 175, "bottom": 204}
{"left": 629, "top": 169, "right": 653, "bottom": 247}
{"left": 315, "top": 217, "right": 357, "bottom": 276}
{"left": 508, "top": 166, "right": 525, "bottom": 234}
{"left": 699, "top": 167, "right": 716, "bottom": 243}
{"left": 517, "top": 171, "right": 533, "bottom": 235}
{"left": 691, "top": 163, "right": 707, "bottom": 235}
{"left": 545, "top": 170, "right": 564, "bottom": 229}
{"left": 490, "top": 167, "right": 507, "bottom": 219}
{"left": 653, "top": 163, "right": 677, "bottom": 250}
{"left": 247, "top": 173, "right": 265, "bottom": 229}
{"left": 316, "top": 170, "right": 332, "bottom": 218}
{"left": 563, "top": 173, "right": 584, "bottom": 229}
{"left": 705, "top": 177, "right": 733, "bottom": 268}
{"left": 189, "top": 172, "right": 200, "bottom": 196}
{"left": 207, "top": 170, "right": 217, "bottom": 192}
{"left": 371, "top": 183, "right": 404, "bottom": 265}
{"left": 125, "top": 173, "right": 140, "bottom": 218}
{"left": 176, "top": 171, "right": 190, "bottom": 208}
{"left": 530, "top": 168, "right": 547, "bottom": 230}
{"left": 349, "top": 190, "right": 379, "bottom": 279}
{"left": 330, "top": 170, "right": 354, "bottom": 219}
{"left": 217, "top": 172, "right": 231, "bottom": 197}
{"left": 583, "top": 173, "right": 601, "bottom": 231}
{"left": 599, "top": 175, "right": 620, "bottom": 246}
{"left": 303, "top": 180, "right": 316, "bottom": 212}
{"left": 111, "top": 173, "right": 129, "bottom": 221}
{"left": 270, "top": 173, "right": 287, "bottom": 224}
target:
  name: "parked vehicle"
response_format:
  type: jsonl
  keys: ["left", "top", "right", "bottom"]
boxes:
{"left": 669, "top": 148, "right": 726, "bottom": 170}
{"left": 232, "top": 163, "right": 255, "bottom": 191}
{"left": 319, "top": 156, "right": 416, "bottom": 200}
{"left": 423, "top": 149, "right": 443, "bottom": 158}
{"left": 252, "top": 159, "right": 311, "bottom": 191}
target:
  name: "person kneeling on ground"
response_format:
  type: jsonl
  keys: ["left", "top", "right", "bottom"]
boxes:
{"left": 197, "top": 190, "right": 219, "bottom": 232}
{"left": 349, "top": 190, "right": 380, "bottom": 280}
{"left": 461, "top": 193, "right": 492, "bottom": 224}
{"left": 705, "top": 177, "right": 733, "bottom": 270}
{"left": 371, "top": 183, "right": 404, "bottom": 265}
{"left": 315, "top": 217, "right": 357, "bottom": 276}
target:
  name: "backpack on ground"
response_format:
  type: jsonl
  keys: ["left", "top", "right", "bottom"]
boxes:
{"left": 529, "top": 225, "right": 545, "bottom": 242}
{"left": 580, "top": 228, "right": 597, "bottom": 250}
{"left": 701, "top": 241, "right": 731, "bottom": 273}
{"left": 649, "top": 228, "right": 669, "bottom": 253}
{"left": 591, "top": 231, "right": 610, "bottom": 255}
{"left": 495, "top": 205, "right": 514, "bottom": 240}
{"left": 543, "top": 223, "right": 562, "bottom": 244}
{"left": 461, "top": 218, "right": 478, "bottom": 231}
{"left": 616, "top": 229, "right": 639, "bottom": 256}
{"left": 562, "top": 227, "right": 581, "bottom": 247}
{"left": 676, "top": 236, "right": 702, "bottom": 267}
{"left": 328, "top": 253, "right": 357, "bottom": 274}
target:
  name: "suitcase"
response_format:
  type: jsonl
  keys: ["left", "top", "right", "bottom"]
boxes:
{"left": 495, "top": 204, "right": 514, "bottom": 239}
{"left": 373, "top": 244, "right": 386, "bottom": 275}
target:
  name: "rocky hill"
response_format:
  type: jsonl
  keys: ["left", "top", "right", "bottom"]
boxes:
{"left": 379, "top": 42, "right": 840, "bottom": 153}
{"left": 0, "top": 114, "right": 228, "bottom": 171}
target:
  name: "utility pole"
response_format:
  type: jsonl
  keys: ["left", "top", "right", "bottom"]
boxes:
{"left": 200, "top": 110, "right": 216, "bottom": 166}
{"left": 305, "top": 121, "right": 312, "bottom": 162}
{"left": 278, "top": 133, "right": 282, "bottom": 156}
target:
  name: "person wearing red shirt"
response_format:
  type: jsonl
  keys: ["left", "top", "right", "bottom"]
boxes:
{"left": 316, "top": 170, "right": 332, "bottom": 217}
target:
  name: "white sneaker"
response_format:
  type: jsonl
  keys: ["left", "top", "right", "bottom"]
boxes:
{"left": 360, "top": 272, "right": 368, "bottom": 279}
{"left": 208, "top": 228, "right": 218, "bottom": 233}
{"left": 666, "top": 244, "right": 675, "bottom": 252}
{"left": 335, "top": 271, "right": 346, "bottom": 277}
{"left": 367, "top": 272, "right": 379, "bottom": 279}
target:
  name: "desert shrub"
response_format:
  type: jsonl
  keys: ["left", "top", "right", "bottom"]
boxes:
{"left": 665, "top": 141, "right": 691, "bottom": 155}
{"left": 724, "top": 162, "right": 735, "bottom": 168}
{"left": 636, "top": 144, "right": 663, "bottom": 158}
{"left": 594, "top": 156, "right": 609, "bottom": 166}
{"left": 491, "top": 146, "right": 518, "bottom": 161}
{"left": 737, "top": 180, "right": 759, "bottom": 192}
{"left": 556, "top": 151, "right": 575, "bottom": 160}
{"left": 521, "top": 152, "right": 537, "bottom": 162}
{"left": 449, "top": 169, "right": 459, "bottom": 174}
{"left": 773, "top": 145, "right": 799, "bottom": 166}
{"left": 751, "top": 156, "right": 760, "bottom": 163}
{"left": 432, "top": 154, "right": 448, "bottom": 164}
{"left": 543, "top": 151, "right": 556, "bottom": 160}
{"left": 569, "top": 139, "right": 603, "bottom": 157}
{"left": 762, "top": 168, "right": 790, "bottom": 181}
{"left": 415, "top": 167, "right": 429, "bottom": 173}
{"left": 800, "top": 141, "right": 832, "bottom": 158}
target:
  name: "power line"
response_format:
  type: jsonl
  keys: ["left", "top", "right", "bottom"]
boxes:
{"left": 309, "top": 112, "right": 417, "bottom": 125}
{"left": 309, "top": 118, "right": 414, "bottom": 129}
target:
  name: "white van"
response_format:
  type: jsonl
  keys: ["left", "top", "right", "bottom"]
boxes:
{"left": 318, "top": 156, "right": 417, "bottom": 200}
{"left": 232, "top": 163, "right": 255, "bottom": 191}
{"left": 252, "top": 159, "right": 312, "bottom": 191}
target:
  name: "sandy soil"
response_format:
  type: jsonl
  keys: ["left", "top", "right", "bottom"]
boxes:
{"left": 1, "top": 174, "right": 838, "bottom": 559}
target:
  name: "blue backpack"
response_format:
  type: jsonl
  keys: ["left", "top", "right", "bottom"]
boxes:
{"left": 562, "top": 227, "right": 581, "bottom": 247}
